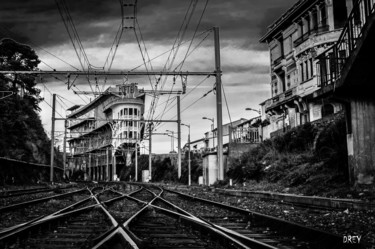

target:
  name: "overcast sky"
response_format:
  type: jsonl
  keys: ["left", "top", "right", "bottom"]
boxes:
{"left": 0, "top": 0, "right": 297, "bottom": 153}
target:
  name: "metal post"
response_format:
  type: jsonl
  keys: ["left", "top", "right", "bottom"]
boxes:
{"left": 188, "top": 125, "right": 191, "bottom": 186}
{"left": 177, "top": 96, "right": 182, "bottom": 179}
{"left": 214, "top": 27, "right": 224, "bottom": 181}
{"left": 63, "top": 119, "right": 67, "bottom": 178}
{"left": 171, "top": 131, "right": 174, "bottom": 152}
{"left": 149, "top": 123, "right": 152, "bottom": 181}
{"left": 50, "top": 94, "right": 56, "bottom": 182}
{"left": 212, "top": 118, "right": 215, "bottom": 148}
{"left": 135, "top": 142, "right": 138, "bottom": 182}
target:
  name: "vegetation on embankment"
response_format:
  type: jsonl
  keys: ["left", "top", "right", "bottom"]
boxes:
{"left": 0, "top": 39, "right": 59, "bottom": 167}
{"left": 223, "top": 116, "right": 369, "bottom": 198}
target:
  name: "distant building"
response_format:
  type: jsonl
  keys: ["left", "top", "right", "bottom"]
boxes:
{"left": 67, "top": 83, "right": 145, "bottom": 181}
{"left": 204, "top": 118, "right": 247, "bottom": 152}
{"left": 230, "top": 116, "right": 261, "bottom": 144}
{"left": 182, "top": 138, "right": 206, "bottom": 154}
{"left": 259, "top": 0, "right": 354, "bottom": 138}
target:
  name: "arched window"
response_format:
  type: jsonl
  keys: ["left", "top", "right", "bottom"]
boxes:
{"left": 322, "top": 104, "right": 334, "bottom": 117}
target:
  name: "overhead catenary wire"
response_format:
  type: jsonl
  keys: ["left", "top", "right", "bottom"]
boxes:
{"left": 146, "top": 0, "right": 197, "bottom": 124}
{"left": 154, "top": 30, "right": 212, "bottom": 125}
{"left": 174, "top": 0, "right": 210, "bottom": 72}
{"left": 155, "top": 0, "right": 210, "bottom": 125}
{"left": 153, "top": 75, "right": 210, "bottom": 123}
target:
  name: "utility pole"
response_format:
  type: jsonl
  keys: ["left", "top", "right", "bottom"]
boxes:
{"left": 50, "top": 94, "right": 56, "bottom": 182}
{"left": 135, "top": 141, "right": 138, "bottom": 182}
{"left": 188, "top": 130, "right": 191, "bottom": 186}
{"left": 177, "top": 96, "right": 181, "bottom": 179}
{"left": 214, "top": 27, "right": 224, "bottom": 181}
{"left": 63, "top": 119, "right": 67, "bottom": 178}
{"left": 149, "top": 123, "right": 152, "bottom": 181}
{"left": 182, "top": 123, "right": 191, "bottom": 186}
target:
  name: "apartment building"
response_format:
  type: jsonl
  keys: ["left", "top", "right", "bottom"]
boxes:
{"left": 67, "top": 83, "right": 145, "bottom": 180}
{"left": 259, "top": 0, "right": 354, "bottom": 138}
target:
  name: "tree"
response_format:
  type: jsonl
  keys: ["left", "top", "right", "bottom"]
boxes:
{"left": 0, "top": 38, "right": 51, "bottom": 164}
{"left": 0, "top": 38, "right": 42, "bottom": 110}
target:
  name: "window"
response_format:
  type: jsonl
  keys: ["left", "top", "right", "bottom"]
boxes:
{"left": 320, "top": 5, "right": 327, "bottom": 27}
{"left": 129, "top": 108, "right": 133, "bottom": 115}
{"left": 287, "top": 75, "right": 291, "bottom": 87}
{"left": 300, "top": 63, "right": 305, "bottom": 82}
{"left": 124, "top": 108, "right": 128, "bottom": 115}
{"left": 129, "top": 131, "right": 133, "bottom": 139}
{"left": 310, "top": 58, "right": 314, "bottom": 77}
{"left": 134, "top": 108, "right": 138, "bottom": 116}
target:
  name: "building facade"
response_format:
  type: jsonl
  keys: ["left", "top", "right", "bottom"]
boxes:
{"left": 67, "top": 83, "right": 145, "bottom": 181}
{"left": 259, "top": 0, "right": 354, "bottom": 138}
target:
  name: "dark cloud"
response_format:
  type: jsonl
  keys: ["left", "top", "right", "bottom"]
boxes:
{"left": 1, "top": 0, "right": 298, "bottom": 50}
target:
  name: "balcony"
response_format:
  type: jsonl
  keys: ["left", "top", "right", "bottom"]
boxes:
{"left": 317, "top": 0, "right": 375, "bottom": 88}
{"left": 266, "top": 87, "right": 297, "bottom": 111}
{"left": 103, "top": 97, "right": 143, "bottom": 112}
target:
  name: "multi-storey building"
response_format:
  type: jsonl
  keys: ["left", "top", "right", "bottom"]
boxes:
{"left": 259, "top": 0, "right": 354, "bottom": 138}
{"left": 67, "top": 83, "right": 145, "bottom": 181}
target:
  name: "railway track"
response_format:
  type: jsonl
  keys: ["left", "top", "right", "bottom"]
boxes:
{"left": 0, "top": 186, "right": 77, "bottom": 207}
{"left": 0, "top": 183, "right": 364, "bottom": 248}
{"left": 0, "top": 189, "right": 91, "bottom": 232}
{"left": 160, "top": 188, "right": 363, "bottom": 249}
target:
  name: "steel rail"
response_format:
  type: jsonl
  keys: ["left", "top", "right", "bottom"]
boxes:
{"left": 164, "top": 188, "right": 351, "bottom": 248}
{"left": 0, "top": 188, "right": 88, "bottom": 212}
{"left": 124, "top": 202, "right": 251, "bottom": 249}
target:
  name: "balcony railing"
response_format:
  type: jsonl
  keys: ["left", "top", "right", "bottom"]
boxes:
{"left": 317, "top": 0, "right": 375, "bottom": 87}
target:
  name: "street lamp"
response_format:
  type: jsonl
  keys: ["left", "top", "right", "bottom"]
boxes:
{"left": 166, "top": 130, "right": 175, "bottom": 153}
{"left": 202, "top": 117, "right": 215, "bottom": 148}
{"left": 181, "top": 123, "right": 191, "bottom": 186}
{"left": 245, "top": 107, "right": 261, "bottom": 115}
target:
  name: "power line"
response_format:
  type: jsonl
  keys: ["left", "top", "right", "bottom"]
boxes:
{"left": 175, "top": 0, "right": 210, "bottom": 72}
{"left": 154, "top": 75, "right": 210, "bottom": 122}
{"left": 222, "top": 82, "right": 233, "bottom": 126}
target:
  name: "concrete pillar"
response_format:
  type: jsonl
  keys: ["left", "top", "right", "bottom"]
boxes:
{"left": 112, "top": 154, "right": 117, "bottom": 181}
{"left": 349, "top": 98, "right": 375, "bottom": 185}
{"left": 88, "top": 154, "right": 91, "bottom": 181}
